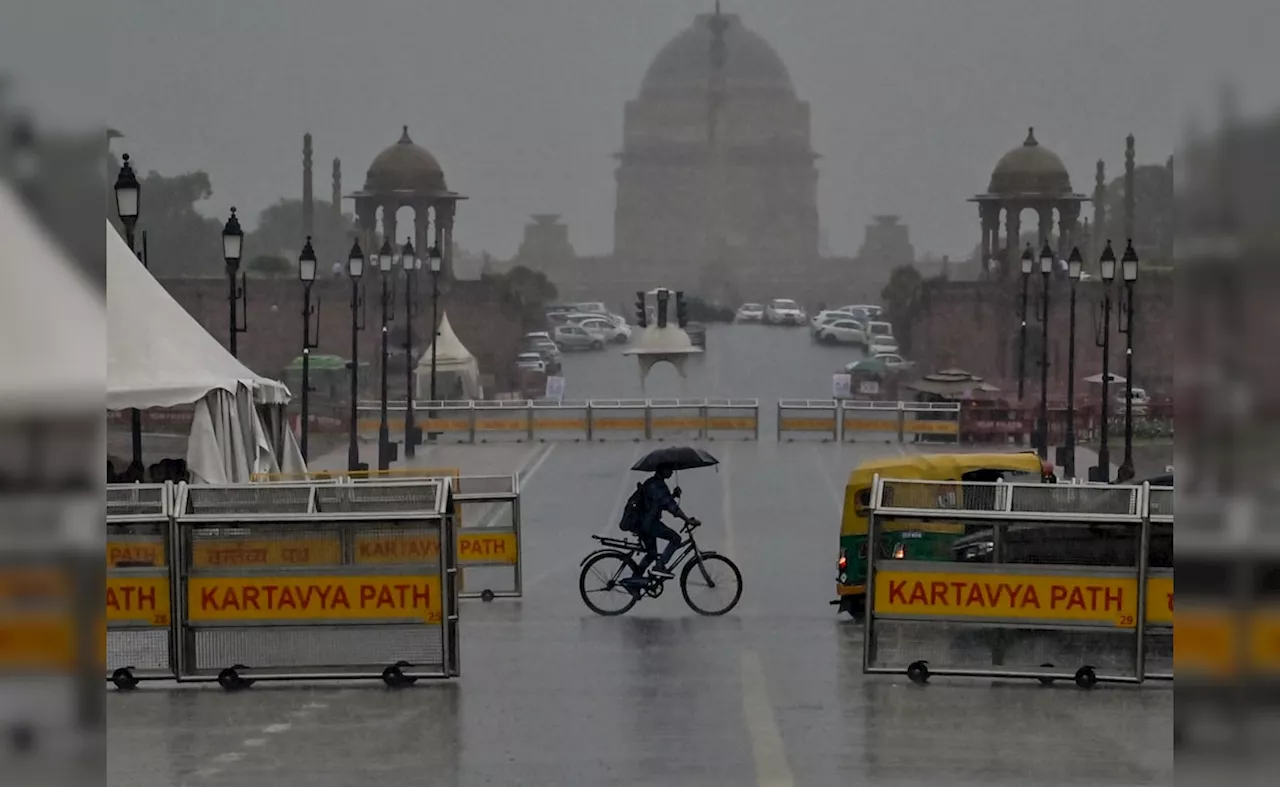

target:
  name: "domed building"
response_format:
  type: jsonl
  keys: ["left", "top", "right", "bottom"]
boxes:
{"left": 613, "top": 8, "right": 819, "bottom": 270}
{"left": 969, "top": 127, "right": 1088, "bottom": 279}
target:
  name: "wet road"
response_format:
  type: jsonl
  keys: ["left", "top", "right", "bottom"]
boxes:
{"left": 107, "top": 324, "right": 1172, "bottom": 786}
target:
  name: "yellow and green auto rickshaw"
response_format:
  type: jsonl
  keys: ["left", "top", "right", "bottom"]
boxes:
{"left": 832, "top": 452, "right": 1054, "bottom": 619}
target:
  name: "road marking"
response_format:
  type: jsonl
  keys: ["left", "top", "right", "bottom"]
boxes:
{"left": 812, "top": 445, "right": 845, "bottom": 514}
{"left": 263, "top": 722, "right": 292, "bottom": 734}
{"left": 243, "top": 738, "right": 267, "bottom": 747}
{"left": 741, "top": 650, "right": 795, "bottom": 787}
{"left": 720, "top": 445, "right": 737, "bottom": 562}
{"left": 520, "top": 442, "right": 556, "bottom": 487}
{"left": 213, "top": 752, "right": 244, "bottom": 764}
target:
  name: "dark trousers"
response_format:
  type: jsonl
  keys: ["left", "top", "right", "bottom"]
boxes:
{"left": 634, "top": 521, "right": 682, "bottom": 575}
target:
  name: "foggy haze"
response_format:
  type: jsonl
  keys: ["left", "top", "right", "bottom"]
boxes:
{"left": 7, "top": 0, "right": 1280, "bottom": 259}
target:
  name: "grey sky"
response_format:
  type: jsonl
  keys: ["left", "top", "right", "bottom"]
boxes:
{"left": 7, "top": 1, "right": 1279, "bottom": 260}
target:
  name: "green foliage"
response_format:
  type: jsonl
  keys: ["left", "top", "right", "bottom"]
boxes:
{"left": 247, "top": 198, "right": 356, "bottom": 266}
{"left": 1101, "top": 165, "right": 1173, "bottom": 261}
{"left": 106, "top": 153, "right": 224, "bottom": 276}
{"left": 880, "top": 264, "right": 925, "bottom": 352}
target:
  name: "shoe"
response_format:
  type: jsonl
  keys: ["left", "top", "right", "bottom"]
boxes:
{"left": 649, "top": 564, "right": 674, "bottom": 579}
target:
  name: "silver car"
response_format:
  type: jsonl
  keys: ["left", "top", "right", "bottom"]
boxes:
{"left": 553, "top": 324, "right": 605, "bottom": 351}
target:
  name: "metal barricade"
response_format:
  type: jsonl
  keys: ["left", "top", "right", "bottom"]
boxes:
{"left": 901, "top": 401, "right": 962, "bottom": 443}
{"left": 106, "top": 483, "right": 175, "bottom": 685}
{"left": 452, "top": 475, "right": 523, "bottom": 599}
{"left": 841, "top": 400, "right": 902, "bottom": 443}
{"left": 419, "top": 400, "right": 478, "bottom": 443}
{"left": 776, "top": 399, "right": 839, "bottom": 442}
{"left": 589, "top": 399, "right": 649, "bottom": 441}
{"left": 648, "top": 398, "right": 708, "bottom": 441}
{"left": 530, "top": 399, "right": 590, "bottom": 442}
{"left": 473, "top": 399, "right": 534, "bottom": 443}
{"left": 172, "top": 479, "right": 459, "bottom": 685}
{"left": 1143, "top": 484, "right": 1174, "bottom": 680}
{"left": 863, "top": 476, "right": 1163, "bottom": 688}
{"left": 704, "top": 398, "right": 759, "bottom": 440}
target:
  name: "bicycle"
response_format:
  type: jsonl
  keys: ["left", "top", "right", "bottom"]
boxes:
{"left": 578, "top": 518, "right": 743, "bottom": 616}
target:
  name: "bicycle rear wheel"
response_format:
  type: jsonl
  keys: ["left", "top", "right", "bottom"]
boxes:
{"left": 579, "top": 552, "right": 642, "bottom": 616}
{"left": 680, "top": 554, "right": 742, "bottom": 616}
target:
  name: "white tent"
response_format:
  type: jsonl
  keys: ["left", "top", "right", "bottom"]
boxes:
{"left": 0, "top": 183, "right": 105, "bottom": 415}
{"left": 106, "top": 222, "right": 304, "bottom": 482}
{"left": 414, "top": 312, "right": 481, "bottom": 400}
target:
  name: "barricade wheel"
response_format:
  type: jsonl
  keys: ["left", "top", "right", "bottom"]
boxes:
{"left": 111, "top": 667, "right": 140, "bottom": 691}
{"left": 1074, "top": 666, "right": 1097, "bottom": 690}
{"left": 1038, "top": 663, "right": 1056, "bottom": 686}
{"left": 217, "top": 665, "right": 253, "bottom": 692}
{"left": 382, "top": 661, "right": 417, "bottom": 688}
{"left": 480, "top": 589, "right": 495, "bottom": 602}
{"left": 907, "top": 661, "right": 930, "bottom": 685}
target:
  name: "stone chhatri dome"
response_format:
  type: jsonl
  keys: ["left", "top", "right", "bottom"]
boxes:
{"left": 988, "top": 127, "right": 1072, "bottom": 195}
{"left": 640, "top": 12, "right": 793, "bottom": 95}
{"left": 364, "top": 126, "right": 447, "bottom": 193}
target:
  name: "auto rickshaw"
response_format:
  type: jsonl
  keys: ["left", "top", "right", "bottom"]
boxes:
{"left": 832, "top": 452, "right": 1054, "bottom": 619}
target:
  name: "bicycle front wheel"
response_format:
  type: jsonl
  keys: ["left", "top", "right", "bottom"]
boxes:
{"left": 579, "top": 552, "right": 642, "bottom": 616}
{"left": 680, "top": 554, "right": 742, "bottom": 616}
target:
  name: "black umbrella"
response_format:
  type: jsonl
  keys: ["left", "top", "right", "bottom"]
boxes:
{"left": 631, "top": 446, "right": 719, "bottom": 472}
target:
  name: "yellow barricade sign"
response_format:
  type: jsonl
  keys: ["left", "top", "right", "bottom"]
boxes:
{"left": 355, "top": 531, "right": 517, "bottom": 566}
{"left": 459, "top": 532, "right": 518, "bottom": 564}
{"left": 903, "top": 420, "right": 960, "bottom": 434}
{"left": 593, "top": 417, "right": 644, "bottom": 430}
{"left": 187, "top": 575, "right": 442, "bottom": 624}
{"left": 707, "top": 416, "right": 756, "bottom": 430}
{"left": 107, "top": 539, "right": 166, "bottom": 568}
{"left": 106, "top": 576, "right": 171, "bottom": 626}
{"left": 874, "top": 569, "right": 1172, "bottom": 628}
{"left": 781, "top": 417, "right": 835, "bottom": 432}
{"left": 1145, "top": 576, "right": 1174, "bottom": 626}
{"left": 190, "top": 537, "right": 342, "bottom": 568}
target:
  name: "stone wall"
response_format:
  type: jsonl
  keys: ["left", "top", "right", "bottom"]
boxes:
{"left": 159, "top": 275, "right": 532, "bottom": 395}
{"left": 908, "top": 274, "right": 1174, "bottom": 400}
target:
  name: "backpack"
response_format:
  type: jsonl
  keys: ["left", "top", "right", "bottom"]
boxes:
{"left": 618, "top": 482, "right": 647, "bottom": 533}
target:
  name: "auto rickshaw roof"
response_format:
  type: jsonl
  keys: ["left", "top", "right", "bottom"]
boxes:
{"left": 845, "top": 452, "right": 1044, "bottom": 488}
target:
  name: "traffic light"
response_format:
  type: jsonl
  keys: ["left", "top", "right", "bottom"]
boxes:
{"left": 655, "top": 288, "right": 670, "bottom": 328}
{"left": 634, "top": 291, "right": 647, "bottom": 328}
{"left": 675, "top": 291, "right": 688, "bottom": 328}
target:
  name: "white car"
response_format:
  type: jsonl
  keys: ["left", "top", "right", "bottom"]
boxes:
{"left": 578, "top": 316, "right": 631, "bottom": 343}
{"left": 866, "top": 320, "right": 895, "bottom": 343}
{"left": 873, "top": 353, "right": 914, "bottom": 370}
{"left": 515, "top": 352, "right": 547, "bottom": 373}
{"left": 814, "top": 318, "right": 868, "bottom": 346}
{"left": 736, "top": 303, "right": 765, "bottom": 322}
{"left": 553, "top": 324, "right": 605, "bottom": 351}
{"left": 869, "top": 335, "right": 899, "bottom": 355}
{"left": 765, "top": 298, "right": 807, "bottom": 325}
{"left": 848, "top": 304, "right": 883, "bottom": 319}
{"left": 810, "top": 310, "right": 863, "bottom": 335}
{"left": 572, "top": 301, "right": 609, "bottom": 315}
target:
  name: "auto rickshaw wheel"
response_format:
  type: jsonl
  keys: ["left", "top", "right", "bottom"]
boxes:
{"left": 1037, "top": 663, "right": 1056, "bottom": 686}
{"left": 1074, "top": 666, "right": 1097, "bottom": 690}
{"left": 907, "top": 660, "right": 930, "bottom": 685}
{"left": 840, "top": 596, "right": 866, "bottom": 622}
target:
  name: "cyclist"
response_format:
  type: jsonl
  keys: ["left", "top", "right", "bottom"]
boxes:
{"left": 634, "top": 463, "right": 696, "bottom": 579}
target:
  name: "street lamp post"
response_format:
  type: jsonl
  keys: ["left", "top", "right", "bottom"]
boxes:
{"left": 1117, "top": 240, "right": 1140, "bottom": 482}
{"left": 1064, "top": 247, "right": 1083, "bottom": 480}
{"left": 1092, "top": 241, "right": 1117, "bottom": 483}
{"left": 298, "top": 237, "right": 320, "bottom": 461}
{"left": 346, "top": 239, "right": 368, "bottom": 472}
{"left": 376, "top": 240, "right": 397, "bottom": 471}
{"left": 404, "top": 240, "right": 426, "bottom": 455}
{"left": 429, "top": 243, "right": 442, "bottom": 408}
{"left": 221, "top": 208, "right": 247, "bottom": 356}
{"left": 1017, "top": 245, "right": 1033, "bottom": 400}
{"left": 114, "top": 154, "right": 143, "bottom": 474}
{"left": 1036, "top": 242, "right": 1053, "bottom": 460}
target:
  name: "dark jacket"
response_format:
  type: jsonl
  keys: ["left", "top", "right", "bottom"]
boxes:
{"left": 640, "top": 475, "right": 685, "bottom": 531}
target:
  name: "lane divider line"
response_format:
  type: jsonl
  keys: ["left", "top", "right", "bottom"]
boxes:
{"left": 741, "top": 650, "right": 795, "bottom": 787}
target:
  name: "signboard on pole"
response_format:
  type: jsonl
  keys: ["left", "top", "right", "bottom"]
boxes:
{"left": 832, "top": 374, "right": 852, "bottom": 400}
{"left": 545, "top": 375, "right": 566, "bottom": 402}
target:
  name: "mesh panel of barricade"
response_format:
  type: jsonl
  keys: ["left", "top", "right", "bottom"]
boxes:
{"left": 193, "top": 625, "right": 444, "bottom": 672}
{"left": 879, "top": 480, "right": 1002, "bottom": 512}
{"left": 184, "top": 485, "right": 311, "bottom": 515}
{"left": 314, "top": 482, "right": 441, "bottom": 514}
{"left": 107, "top": 485, "right": 167, "bottom": 517}
{"left": 1008, "top": 484, "right": 1140, "bottom": 516}
{"left": 1147, "top": 487, "right": 1174, "bottom": 519}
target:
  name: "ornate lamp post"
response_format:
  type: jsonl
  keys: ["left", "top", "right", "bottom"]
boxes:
{"left": 404, "top": 240, "right": 427, "bottom": 454}
{"left": 1063, "top": 246, "right": 1083, "bottom": 480}
{"left": 1117, "top": 240, "right": 1140, "bottom": 482}
{"left": 1091, "top": 240, "right": 1117, "bottom": 482}
{"left": 221, "top": 207, "right": 248, "bottom": 356}
{"left": 346, "top": 239, "right": 368, "bottom": 472}
{"left": 298, "top": 237, "right": 320, "bottom": 461}
{"left": 376, "top": 239, "right": 397, "bottom": 471}
{"left": 1036, "top": 242, "right": 1053, "bottom": 460}
{"left": 114, "top": 154, "right": 144, "bottom": 473}
{"left": 1017, "top": 244, "right": 1033, "bottom": 399}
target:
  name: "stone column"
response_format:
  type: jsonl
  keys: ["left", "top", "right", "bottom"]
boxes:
{"left": 1093, "top": 160, "right": 1107, "bottom": 261}
{"left": 1005, "top": 205, "right": 1021, "bottom": 279}
{"left": 1038, "top": 205, "right": 1054, "bottom": 251}
{"left": 383, "top": 202, "right": 399, "bottom": 250}
{"left": 302, "top": 133, "right": 314, "bottom": 239}
{"left": 1059, "top": 203, "right": 1081, "bottom": 260}
{"left": 354, "top": 198, "right": 377, "bottom": 272}
{"left": 436, "top": 201, "right": 457, "bottom": 280}
{"left": 1124, "top": 134, "right": 1136, "bottom": 243}
{"left": 414, "top": 202, "right": 432, "bottom": 262}
{"left": 980, "top": 204, "right": 999, "bottom": 278}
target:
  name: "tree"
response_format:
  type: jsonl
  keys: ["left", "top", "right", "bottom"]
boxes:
{"left": 1101, "top": 164, "right": 1173, "bottom": 263}
{"left": 106, "top": 153, "right": 225, "bottom": 276}
{"left": 880, "top": 264, "right": 925, "bottom": 353}
{"left": 247, "top": 198, "right": 356, "bottom": 266}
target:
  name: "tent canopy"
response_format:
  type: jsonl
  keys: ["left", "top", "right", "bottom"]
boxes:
{"left": 415, "top": 312, "right": 480, "bottom": 399}
{"left": 0, "top": 184, "right": 105, "bottom": 415}
{"left": 106, "top": 222, "right": 291, "bottom": 411}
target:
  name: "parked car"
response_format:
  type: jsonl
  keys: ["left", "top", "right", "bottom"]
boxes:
{"left": 811, "top": 310, "right": 863, "bottom": 336}
{"left": 765, "top": 298, "right": 807, "bottom": 325}
{"left": 515, "top": 352, "right": 547, "bottom": 373}
{"left": 865, "top": 320, "right": 894, "bottom": 341}
{"left": 572, "top": 301, "right": 609, "bottom": 315}
{"left": 869, "top": 335, "right": 899, "bottom": 355}
{"left": 736, "top": 303, "right": 765, "bottom": 322}
{"left": 873, "top": 352, "right": 914, "bottom": 370}
{"left": 524, "top": 339, "right": 563, "bottom": 374}
{"left": 578, "top": 316, "right": 631, "bottom": 343}
{"left": 814, "top": 318, "right": 868, "bottom": 346}
{"left": 553, "top": 324, "right": 605, "bottom": 351}
{"left": 849, "top": 304, "right": 883, "bottom": 319}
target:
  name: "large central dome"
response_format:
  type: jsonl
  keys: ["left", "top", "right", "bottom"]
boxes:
{"left": 640, "top": 13, "right": 793, "bottom": 95}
